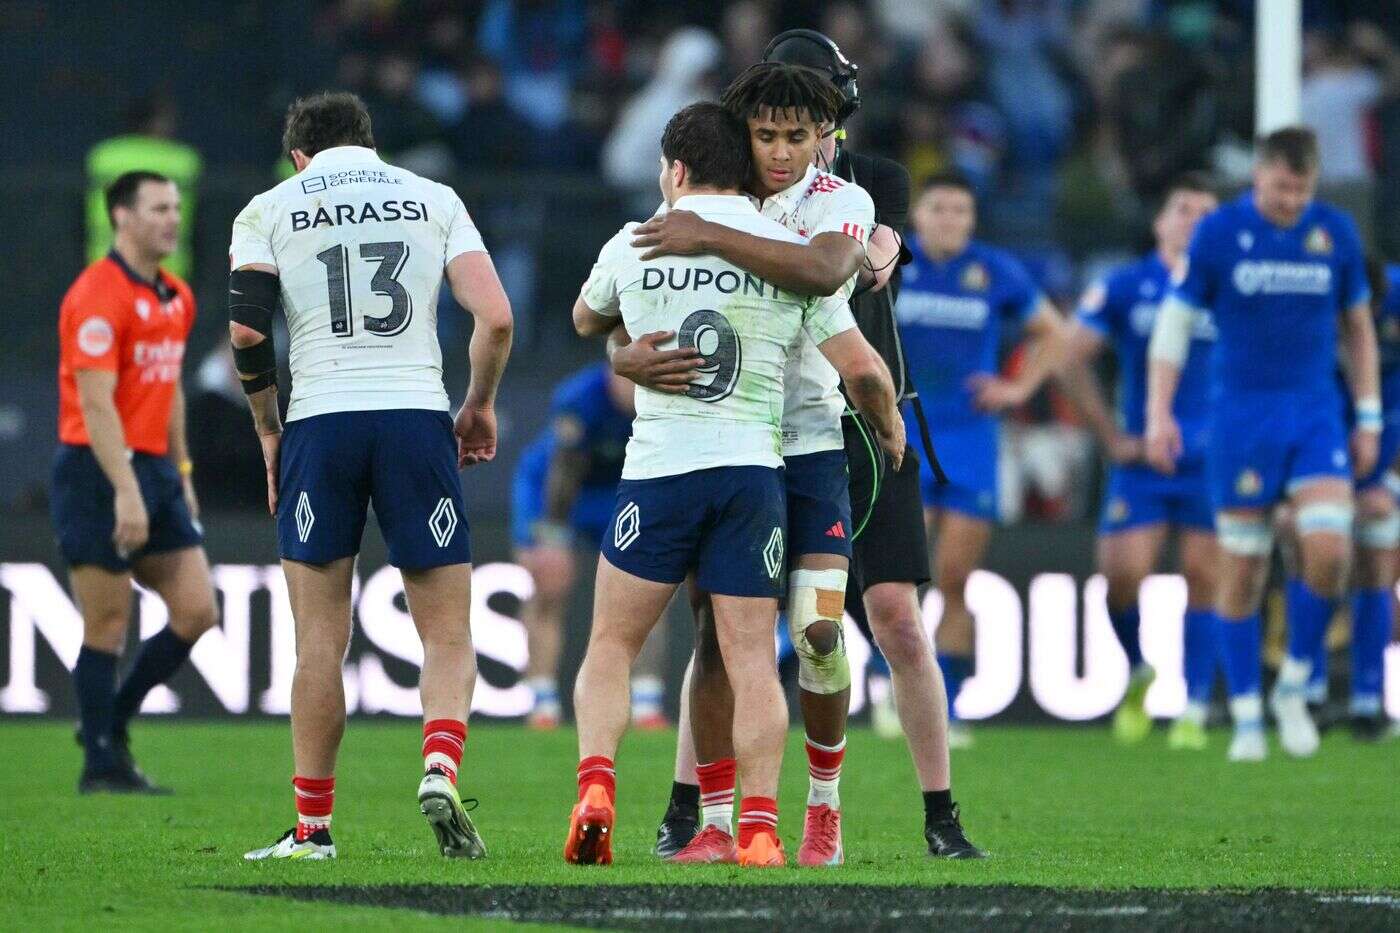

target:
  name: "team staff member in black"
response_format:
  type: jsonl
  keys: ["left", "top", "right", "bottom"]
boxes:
{"left": 621, "top": 29, "right": 982, "bottom": 860}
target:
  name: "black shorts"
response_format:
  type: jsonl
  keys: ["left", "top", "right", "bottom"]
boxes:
{"left": 843, "top": 411, "right": 931, "bottom": 593}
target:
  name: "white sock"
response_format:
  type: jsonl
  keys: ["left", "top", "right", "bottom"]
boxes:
{"left": 1180, "top": 701, "right": 1208, "bottom": 726}
{"left": 1229, "top": 694, "right": 1263, "bottom": 727}
{"left": 702, "top": 801, "right": 733, "bottom": 835}
{"left": 806, "top": 736, "right": 845, "bottom": 809}
{"left": 1276, "top": 656, "right": 1311, "bottom": 691}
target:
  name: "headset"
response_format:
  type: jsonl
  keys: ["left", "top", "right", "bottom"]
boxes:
{"left": 762, "top": 28, "right": 861, "bottom": 129}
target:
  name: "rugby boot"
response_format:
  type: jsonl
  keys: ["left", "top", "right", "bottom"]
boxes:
{"left": 653, "top": 799, "right": 699, "bottom": 858}
{"left": 564, "top": 783, "right": 615, "bottom": 865}
{"left": 244, "top": 827, "right": 336, "bottom": 861}
{"left": 797, "top": 804, "right": 843, "bottom": 867}
{"left": 670, "top": 825, "right": 738, "bottom": 864}
{"left": 925, "top": 805, "right": 986, "bottom": 859}
{"left": 418, "top": 769, "right": 486, "bottom": 859}
{"left": 737, "top": 830, "right": 786, "bottom": 867}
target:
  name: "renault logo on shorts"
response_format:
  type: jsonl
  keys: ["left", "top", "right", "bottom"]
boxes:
{"left": 428, "top": 498, "right": 459, "bottom": 548}
{"left": 295, "top": 492, "right": 315, "bottom": 543}
{"left": 762, "top": 527, "right": 784, "bottom": 580}
{"left": 614, "top": 502, "right": 641, "bottom": 551}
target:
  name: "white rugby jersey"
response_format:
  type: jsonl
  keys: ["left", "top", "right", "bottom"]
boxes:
{"left": 229, "top": 146, "right": 486, "bottom": 421}
{"left": 751, "top": 163, "right": 874, "bottom": 456}
{"left": 582, "top": 194, "right": 856, "bottom": 481}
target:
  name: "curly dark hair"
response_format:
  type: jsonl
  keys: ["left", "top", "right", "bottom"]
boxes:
{"left": 720, "top": 62, "right": 845, "bottom": 127}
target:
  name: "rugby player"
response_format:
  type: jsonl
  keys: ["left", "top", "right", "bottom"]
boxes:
{"left": 55, "top": 170, "right": 217, "bottom": 794}
{"left": 895, "top": 172, "right": 1070, "bottom": 749}
{"left": 1057, "top": 174, "right": 1223, "bottom": 749}
{"left": 565, "top": 101, "right": 903, "bottom": 868}
{"left": 511, "top": 363, "right": 670, "bottom": 730}
{"left": 232, "top": 92, "right": 513, "bottom": 859}
{"left": 1147, "top": 127, "right": 1378, "bottom": 761}
{"left": 1294, "top": 258, "right": 1399, "bottom": 739}
{"left": 631, "top": 45, "right": 983, "bottom": 861}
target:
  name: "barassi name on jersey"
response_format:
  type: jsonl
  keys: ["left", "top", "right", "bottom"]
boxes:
{"left": 641, "top": 266, "right": 788, "bottom": 298}
{"left": 290, "top": 199, "right": 430, "bottom": 232}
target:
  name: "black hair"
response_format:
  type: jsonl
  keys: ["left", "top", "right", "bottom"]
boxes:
{"left": 1158, "top": 171, "right": 1218, "bottom": 212}
{"left": 282, "top": 91, "right": 375, "bottom": 160}
{"left": 720, "top": 62, "right": 846, "bottom": 128}
{"left": 105, "top": 170, "right": 170, "bottom": 227}
{"left": 661, "top": 102, "right": 752, "bottom": 191}
{"left": 921, "top": 171, "right": 976, "bottom": 198}
{"left": 1257, "top": 126, "right": 1320, "bottom": 174}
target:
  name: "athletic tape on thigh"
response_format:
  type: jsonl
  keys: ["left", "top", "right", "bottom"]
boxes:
{"left": 787, "top": 568, "right": 850, "bottom": 694}
{"left": 1216, "top": 513, "right": 1274, "bottom": 556}
{"left": 1295, "top": 501, "right": 1354, "bottom": 538}
{"left": 1357, "top": 511, "right": 1399, "bottom": 549}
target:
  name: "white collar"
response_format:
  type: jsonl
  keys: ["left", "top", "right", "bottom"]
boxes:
{"left": 306, "top": 145, "right": 381, "bottom": 169}
{"left": 672, "top": 193, "right": 757, "bottom": 215}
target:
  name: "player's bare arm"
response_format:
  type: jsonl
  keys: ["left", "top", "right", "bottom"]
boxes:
{"left": 74, "top": 368, "right": 148, "bottom": 555}
{"left": 1144, "top": 292, "right": 1192, "bottom": 475}
{"left": 447, "top": 250, "right": 514, "bottom": 467}
{"left": 818, "top": 328, "right": 903, "bottom": 469}
{"left": 971, "top": 301, "right": 1070, "bottom": 412}
{"left": 1054, "top": 322, "right": 1142, "bottom": 463}
{"left": 166, "top": 381, "right": 199, "bottom": 519}
{"left": 632, "top": 214, "right": 862, "bottom": 297}
{"left": 1342, "top": 299, "right": 1382, "bottom": 479}
{"left": 229, "top": 261, "right": 284, "bottom": 515}
{"left": 606, "top": 325, "right": 703, "bottom": 394}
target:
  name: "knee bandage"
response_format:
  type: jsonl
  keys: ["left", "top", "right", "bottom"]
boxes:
{"left": 1216, "top": 513, "right": 1274, "bottom": 556}
{"left": 786, "top": 568, "right": 850, "bottom": 695}
{"left": 1357, "top": 511, "right": 1400, "bottom": 550}
{"left": 1295, "top": 501, "right": 1354, "bottom": 538}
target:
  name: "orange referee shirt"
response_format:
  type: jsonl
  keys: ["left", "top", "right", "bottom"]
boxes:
{"left": 57, "top": 251, "right": 195, "bottom": 456}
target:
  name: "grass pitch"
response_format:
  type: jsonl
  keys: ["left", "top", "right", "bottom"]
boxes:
{"left": 1, "top": 720, "right": 1396, "bottom": 930}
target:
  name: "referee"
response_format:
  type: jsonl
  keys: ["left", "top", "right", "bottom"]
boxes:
{"left": 53, "top": 170, "right": 217, "bottom": 793}
{"left": 766, "top": 29, "right": 982, "bottom": 858}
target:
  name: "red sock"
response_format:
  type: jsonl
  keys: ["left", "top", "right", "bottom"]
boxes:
{"left": 805, "top": 735, "right": 845, "bottom": 803}
{"left": 423, "top": 718, "right": 467, "bottom": 783}
{"left": 737, "top": 795, "right": 778, "bottom": 848}
{"left": 577, "top": 755, "right": 616, "bottom": 803}
{"left": 695, "top": 758, "right": 737, "bottom": 831}
{"left": 293, "top": 775, "right": 334, "bottom": 841}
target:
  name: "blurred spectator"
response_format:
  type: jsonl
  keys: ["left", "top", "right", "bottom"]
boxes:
{"left": 1100, "top": 28, "right": 1216, "bottom": 204}
{"left": 85, "top": 94, "right": 201, "bottom": 279}
{"left": 1302, "top": 23, "right": 1400, "bottom": 184}
{"left": 449, "top": 59, "right": 538, "bottom": 170}
{"left": 897, "top": 17, "right": 1007, "bottom": 197}
{"left": 719, "top": 0, "right": 773, "bottom": 83}
{"left": 601, "top": 27, "right": 720, "bottom": 204}
{"left": 975, "top": 1, "right": 1080, "bottom": 237}
{"left": 478, "top": 0, "right": 588, "bottom": 132}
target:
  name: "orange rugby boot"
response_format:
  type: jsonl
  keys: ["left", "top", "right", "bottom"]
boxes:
{"left": 737, "top": 829, "right": 786, "bottom": 867}
{"left": 564, "top": 783, "right": 615, "bottom": 865}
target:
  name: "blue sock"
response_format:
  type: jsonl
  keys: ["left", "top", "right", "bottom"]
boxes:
{"left": 73, "top": 646, "right": 118, "bottom": 771}
{"left": 112, "top": 627, "right": 194, "bottom": 736}
{"left": 1285, "top": 577, "right": 1333, "bottom": 664}
{"left": 1219, "top": 613, "right": 1262, "bottom": 699}
{"left": 1182, "top": 608, "right": 1220, "bottom": 704}
{"left": 1107, "top": 604, "right": 1144, "bottom": 669}
{"left": 1351, "top": 588, "right": 1391, "bottom": 710}
{"left": 937, "top": 654, "right": 972, "bottom": 718}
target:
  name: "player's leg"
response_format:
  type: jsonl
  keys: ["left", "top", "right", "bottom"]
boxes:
{"left": 245, "top": 411, "right": 368, "bottom": 860}
{"left": 1169, "top": 527, "right": 1221, "bottom": 750}
{"left": 1098, "top": 522, "right": 1169, "bottom": 743}
{"left": 1213, "top": 508, "right": 1273, "bottom": 761}
{"left": 654, "top": 652, "right": 701, "bottom": 858}
{"left": 515, "top": 542, "right": 574, "bottom": 728}
{"left": 113, "top": 546, "right": 218, "bottom": 784}
{"left": 929, "top": 507, "right": 994, "bottom": 746}
{"left": 68, "top": 564, "right": 140, "bottom": 790}
{"left": 568, "top": 554, "right": 677, "bottom": 864}
{"left": 400, "top": 562, "right": 488, "bottom": 858}
{"left": 245, "top": 555, "right": 355, "bottom": 860}
{"left": 1350, "top": 484, "right": 1396, "bottom": 739}
{"left": 1272, "top": 478, "right": 1352, "bottom": 758}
